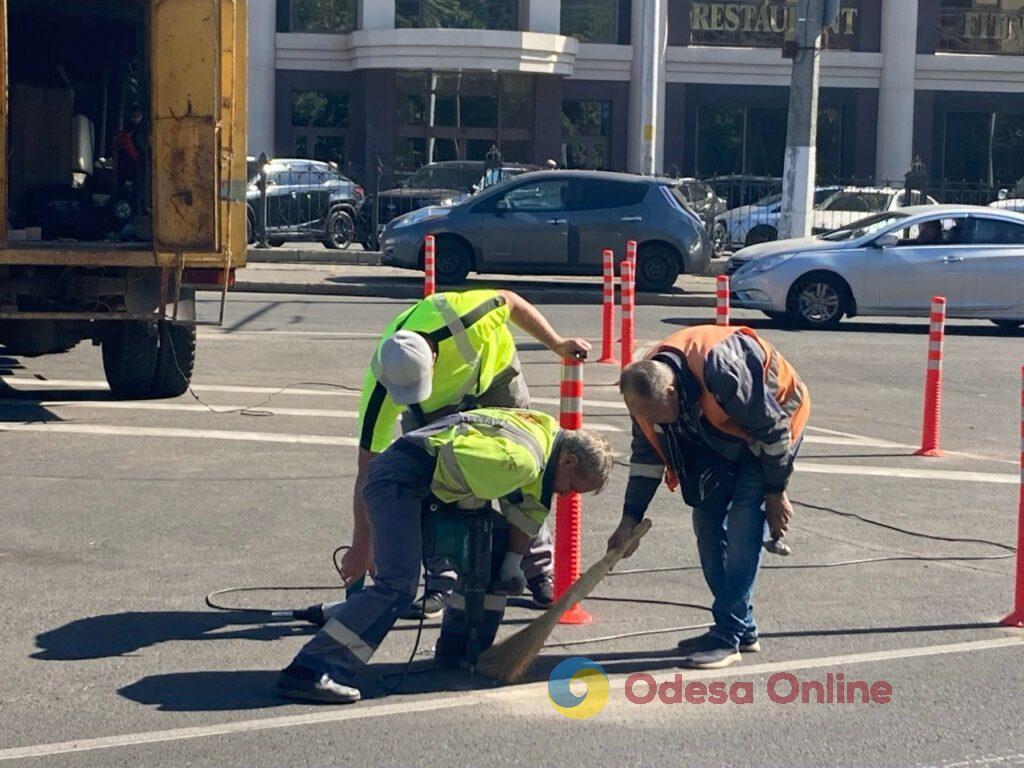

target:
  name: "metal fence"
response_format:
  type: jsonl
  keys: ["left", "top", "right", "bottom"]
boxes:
{"left": 701, "top": 174, "right": 1013, "bottom": 255}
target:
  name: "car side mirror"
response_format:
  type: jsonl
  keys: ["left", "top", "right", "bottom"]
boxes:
{"left": 495, "top": 199, "right": 509, "bottom": 215}
{"left": 998, "top": 188, "right": 1009, "bottom": 201}
{"left": 875, "top": 232, "right": 899, "bottom": 248}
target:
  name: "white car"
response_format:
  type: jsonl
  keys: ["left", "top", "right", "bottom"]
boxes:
{"left": 727, "top": 205, "right": 1024, "bottom": 330}
{"left": 712, "top": 186, "right": 842, "bottom": 254}
{"left": 810, "top": 187, "right": 939, "bottom": 234}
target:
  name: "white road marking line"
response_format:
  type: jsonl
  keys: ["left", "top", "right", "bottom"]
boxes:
{"left": 0, "top": 423, "right": 358, "bottom": 447}
{"left": 0, "top": 378, "right": 630, "bottom": 411}
{"left": 199, "top": 330, "right": 383, "bottom": 339}
{"left": 0, "top": 400, "right": 625, "bottom": 432}
{"left": 0, "top": 399, "right": 361, "bottom": 420}
{"left": 797, "top": 462, "right": 1018, "bottom": 485}
{"left": 806, "top": 426, "right": 1017, "bottom": 465}
{"left": 0, "top": 636, "right": 1020, "bottom": 762}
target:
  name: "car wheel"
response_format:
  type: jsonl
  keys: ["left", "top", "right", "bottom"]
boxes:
{"left": 434, "top": 239, "right": 472, "bottom": 283}
{"left": 324, "top": 209, "right": 354, "bottom": 250}
{"left": 267, "top": 238, "right": 285, "bottom": 248}
{"left": 745, "top": 225, "right": 779, "bottom": 247}
{"left": 786, "top": 274, "right": 849, "bottom": 329}
{"left": 711, "top": 222, "right": 729, "bottom": 256}
{"left": 991, "top": 319, "right": 1023, "bottom": 332}
{"left": 636, "top": 244, "right": 681, "bottom": 293}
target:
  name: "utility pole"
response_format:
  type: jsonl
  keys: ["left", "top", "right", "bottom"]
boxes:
{"left": 779, "top": 0, "right": 836, "bottom": 239}
{"left": 631, "top": 0, "right": 665, "bottom": 175}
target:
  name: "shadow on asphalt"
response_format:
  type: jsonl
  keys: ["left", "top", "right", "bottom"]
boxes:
{"left": 32, "top": 611, "right": 316, "bottom": 661}
{"left": 660, "top": 316, "right": 1024, "bottom": 337}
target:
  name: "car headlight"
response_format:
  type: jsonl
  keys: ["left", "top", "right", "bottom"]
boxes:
{"left": 393, "top": 207, "right": 451, "bottom": 229}
{"left": 738, "top": 253, "right": 795, "bottom": 275}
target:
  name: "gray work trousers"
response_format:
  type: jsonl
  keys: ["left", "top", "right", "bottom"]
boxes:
{"left": 399, "top": 359, "right": 553, "bottom": 593}
{"left": 293, "top": 438, "right": 505, "bottom": 680}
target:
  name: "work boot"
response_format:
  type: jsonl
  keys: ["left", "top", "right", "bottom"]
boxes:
{"left": 277, "top": 662, "right": 361, "bottom": 705}
{"left": 679, "top": 637, "right": 742, "bottom": 670}
{"left": 528, "top": 574, "right": 554, "bottom": 608}
{"left": 401, "top": 591, "right": 446, "bottom": 620}
{"left": 677, "top": 632, "right": 761, "bottom": 654}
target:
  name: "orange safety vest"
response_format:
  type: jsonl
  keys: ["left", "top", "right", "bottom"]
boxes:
{"left": 634, "top": 325, "right": 810, "bottom": 490}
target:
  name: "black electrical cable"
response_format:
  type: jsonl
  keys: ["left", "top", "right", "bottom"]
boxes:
{"left": 204, "top": 500, "right": 1018, "bottom": 694}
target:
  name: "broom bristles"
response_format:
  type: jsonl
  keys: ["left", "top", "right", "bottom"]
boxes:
{"left": 475, "top": 519, "right": 652, "bottom": 683}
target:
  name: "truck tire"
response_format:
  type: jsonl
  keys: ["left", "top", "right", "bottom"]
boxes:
{"left": 102, "top": 321, "right": 159, "bottom": 398}
{"left": 152, "top": 321, "right": 196, "bottom": 397}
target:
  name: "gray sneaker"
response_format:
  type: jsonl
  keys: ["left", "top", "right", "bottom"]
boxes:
{"left": 680, "top": 642, "right": 743, "bottom": 670}
{"left": 401, "top": 591, "right": 446, "bottom": 620}
{"left": 277, "top": 663, "right": 361, "bottom": 704}
{"left": 677, "top": 632, "right": 761, "bottom": 654}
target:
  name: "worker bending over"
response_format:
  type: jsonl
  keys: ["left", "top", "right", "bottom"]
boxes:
{"left": 608, "top": 325, "right": 810, "bottom": 670}
{"left": 279, "top": 408, "right": 613, "bottom": 704}
{"left": 344, "top": 289, "right": 591, "bottom": 616}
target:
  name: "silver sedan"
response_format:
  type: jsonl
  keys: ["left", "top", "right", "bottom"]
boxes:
{"left": 727, "top": 205, "right": 1024, "bottom": 330}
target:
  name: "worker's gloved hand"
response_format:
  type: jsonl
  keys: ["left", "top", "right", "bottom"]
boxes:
{"left": 493, "top": 551, "right": 526, "bottom": 595}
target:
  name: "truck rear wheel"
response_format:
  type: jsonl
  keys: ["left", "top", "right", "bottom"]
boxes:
{"left": 102, "top": 321, "right": 159, "bottom": 398}
{"left": 152, "top": 322, "right": 196, "bottom": 397}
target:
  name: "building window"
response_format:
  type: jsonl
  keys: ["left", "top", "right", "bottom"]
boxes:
{"left": 396, "top": 0, "right": 519, "bottom": 30}
{"left": 937, "top": 0, "right": 1024, "bottom": 55}
{"left": 291, "top": 90, "right": 349, "bottom": 163}
{"left": 942, "top": 111, "right": 1024, "bottom": 185}
{"left": 561, "top": 0, "right": 619, "bottom": 43}
{"left": 394, "top": 72, "right": 534, "bottom": 171}
{"left": 279, "top": 0, "right": 356, "bottom": 33}
{"left": 688, "top": 1, "right": 859, "bottom": 50}
{"left": 696, "top": 104, "right": 843, "bottom": 179}
{"left": 562, "top": 99, "right": 612, "bottom": 169}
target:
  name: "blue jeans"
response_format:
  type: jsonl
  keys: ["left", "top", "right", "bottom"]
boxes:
{"left": 690, "top": 454, "right": 768, "bottom": 648}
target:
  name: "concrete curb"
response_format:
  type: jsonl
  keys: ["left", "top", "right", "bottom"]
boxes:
{"left": 246, "top": 248, "right": 381, "bottom": 265}
{"left": 228, "top": 279, "right": 716, "bottom": 307}
{"left": 245, "top": 249, "right": 730, "bottom": 276}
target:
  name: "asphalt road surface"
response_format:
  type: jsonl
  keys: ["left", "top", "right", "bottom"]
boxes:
{"left": 1, "top": 294, "right": 1022, "bottom": 767}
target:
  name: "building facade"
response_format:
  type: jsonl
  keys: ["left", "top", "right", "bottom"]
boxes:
{"left": 249, "top": 0, "right": 1024, "bottom": 188}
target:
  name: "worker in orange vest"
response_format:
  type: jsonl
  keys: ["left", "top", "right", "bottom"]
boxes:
{"left": 608, "top": 325, "right": 810, "bottom": 670}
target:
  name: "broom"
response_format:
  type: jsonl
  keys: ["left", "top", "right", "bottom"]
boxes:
{"left": 475, "top": 519, "right": 653, "bottom": 683}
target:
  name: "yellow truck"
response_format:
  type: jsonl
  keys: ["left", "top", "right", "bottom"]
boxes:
{"left": 0, "top": 0, "right": 246, "bottom": 397}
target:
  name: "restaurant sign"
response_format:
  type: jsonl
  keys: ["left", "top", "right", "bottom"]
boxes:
{"left": 690, "top": 2, "right": 859, "bottom": 49}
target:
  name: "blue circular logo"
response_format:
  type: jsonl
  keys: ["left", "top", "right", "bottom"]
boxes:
{"left": 547, "top": 657, "right": 609, "bottom": 719}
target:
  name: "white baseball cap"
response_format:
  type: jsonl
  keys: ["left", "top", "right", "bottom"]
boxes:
{"left": 378, "top": 330, "right": 434, "bottom": 405}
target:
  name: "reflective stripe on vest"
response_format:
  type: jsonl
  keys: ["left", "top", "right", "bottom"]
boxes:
{"left": 410, "top": 413, "right": 547, "bottom": 500}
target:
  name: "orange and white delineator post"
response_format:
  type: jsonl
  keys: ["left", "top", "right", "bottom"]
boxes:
{"left": 915, "top": 296, "right": 946, "bottom": 457}
{"left": 423, "top": 234, "right": 436, "bottom": 298}
{"left": 554, "top": 357, "right": 592, "bottom": 625}
{"left": 598, "top": 249, "right": 618, "bottom": 364}
{"left": 1001, "top": 365, "right": 1024, "bottom": 628}
{"left": 620, "top": 260, "right": 635, "bottom": 370}
{"left": 716, "top": 275, "right": 730, "bottom": 327}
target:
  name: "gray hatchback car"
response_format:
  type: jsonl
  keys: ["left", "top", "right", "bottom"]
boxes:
{"left": 379, "top": 170, "right": 711, "bottom": 292}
